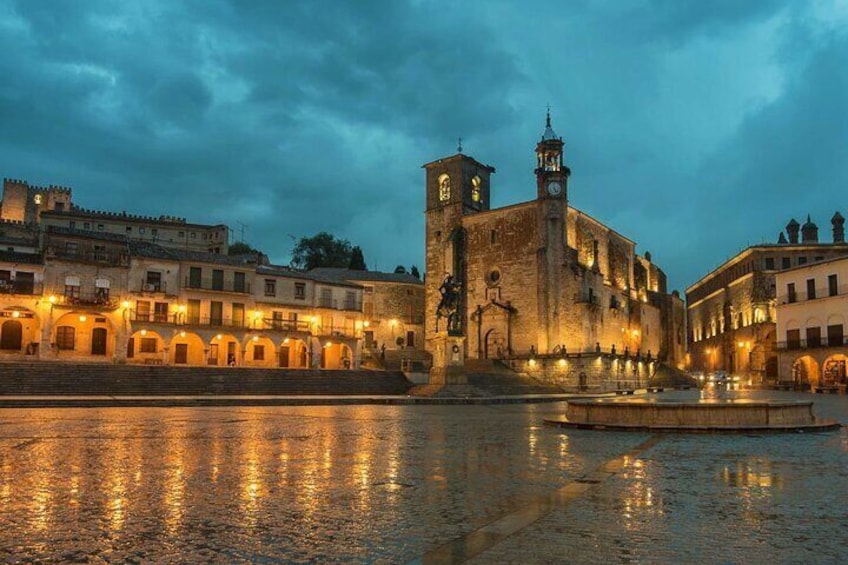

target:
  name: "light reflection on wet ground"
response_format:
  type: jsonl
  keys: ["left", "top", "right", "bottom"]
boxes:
{"left": 0, "top": 391, "right": 845, "bottom": 563}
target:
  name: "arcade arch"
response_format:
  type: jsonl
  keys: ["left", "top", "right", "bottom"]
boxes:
{"left": 168, "top": 331, "right": 206, "bottom": 365}
{"left": 791, "top": 355, "right": 820, "bottom": 387}
{"left": 52, "top": 311, "right": 116, "bottom": 359}
{"left": 821, "top": 353, "right": 848, "bottom": 387}
{"left": 127, "top": 329, "right": 166, "bottom": 363}
{"left": 279, "top": 337, "right": 309, "bottom": 368}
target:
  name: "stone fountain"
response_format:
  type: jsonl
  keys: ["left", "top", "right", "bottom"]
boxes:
{"left": 545, "top": 389, "right": 840, "bottom": 433}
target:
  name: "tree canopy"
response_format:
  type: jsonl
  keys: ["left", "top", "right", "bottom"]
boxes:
{"left": 291, "top": 232, "right": 366, "bottom": 271}
{"left": 228, "top": 241, "right": 262, "bottom": 256}
{"left": 348, "top": 246, "right": 366, "bottom": 270}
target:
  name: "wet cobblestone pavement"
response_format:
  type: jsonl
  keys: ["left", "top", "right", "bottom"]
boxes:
{"left": 0, "top": 391, "right": 846, "bottom": 563}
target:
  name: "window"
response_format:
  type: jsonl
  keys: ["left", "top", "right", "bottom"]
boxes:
{"left": 806, "top": 278, "right": 816, "bottom": 300}
{"left": 253, "top": 345, "right": 265, "bottom": 361}
{"left": 191, "top": 232, "right": 197, "bottom": 239}
{"left": 295, "top": 282, "right": 306, "bottom": 299}
{"left": 806, "top": 326, "right": 821, "bottom": 348}
{"left": 56, "top": 326, "right": 75, "bottom": 350}
{"left": 65, "top": 242, "right": 78, "bottom": 255}
{"left": 233, "top": 272, "right": 246, "bottom": 293}
{"left": 64, "top": 276, "right": 81, "bottom": 300}
{"left": 84, "top": 222, "right": 91, "bottom": 230}
{"left": 786, "top": 329, "right": 801, "bottom": 349}
{"left": 126, "top": 226, "right": 132, "bottom": 233}
{"left": 179, "top": 231, "right": 185, "bottom": 238}
{"left": 787, "top": 283, "right": 796, "bottom": 303}
{"left": 212, "top": 269, "right": 224, "bottom": 291}
{"left": 829, "top": 274, "right": 838, "bottom": 297}
{"left": 69, "top": 221, "right": 76, "bottom": 229}
{"left": 93, "top": 245, "right": 107, "bottom": 261}
{"left": 145, "top": 271, "right": 162, "bottom": 292}
{"left": 140, "top": 338, "right": 157, "bottom": 353}
{"left": 97, "top": 224, "right": 104, "bottom": 231}
{"left": 151, "top": 228, "right": 158, "bottom": 238}
{"left": 765, "top": 257, "right": 775, "bottom": 270}
{"left": 154, "top": 302, "right": 168, "bottom": 323}
{"left": 189, "top": 267, "right": 202, "bottom": 288}
{"left": 345, "top": 290, "right": 357, "bottom": 310}
{"left": 139, "top": 227, "right": 146, "bottom": 234}
{"left": 782, "top": 257, "right": 791, "bottom": 269}
{"left": 827, "top": 324, "right": 844, "bottom": 347}
{"left": 798, "top": 257, "right": 807, "bottom": 265}
{"left": 202, "top": 233, "right": 208, "bottom": 240}
{"left": 320, "top": 288, "right": 333, "bottom": 308}
{"left": 54, "top": 202, "right": 64, "bottom": 211}
{"left": 264, "top": 279, "right": 276, "bottom": 296}
{"left": 136, "top": 300, "right": 151, "bottom": 321}
{"left": 94, "top": 279, "right": 110, "bottom": 303}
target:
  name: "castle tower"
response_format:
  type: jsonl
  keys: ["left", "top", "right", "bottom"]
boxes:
{"left": 832, "top": 212, "right": 844, "bottom": 243}
{"left": 534, "top": 110, "right": 571, "bottom": 352}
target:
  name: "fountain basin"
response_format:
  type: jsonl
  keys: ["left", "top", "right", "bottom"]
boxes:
{"left": 545, "top": 397, "right": 840, "bottom": 433}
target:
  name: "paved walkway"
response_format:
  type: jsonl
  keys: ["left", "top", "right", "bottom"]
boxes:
{"left": 0, "top": 390, "right": 845, "bottom": 563}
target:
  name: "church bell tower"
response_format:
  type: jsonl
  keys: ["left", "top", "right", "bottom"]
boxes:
{"left": 535, "top": 109, "right": 570, "bottom": 200}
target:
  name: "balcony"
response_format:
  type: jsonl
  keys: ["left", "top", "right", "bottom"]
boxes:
{"left": 130, "top": 311, "right": 250, "bottom": 328}
{"left": 47, "top": 247, "right": 129, "bottom": 267}
{"left": 136, "top": 280, "right": 168, "bottom": 294}
{"left": 184, "top": 277, "right": 251, "bottom": 294}
{"left": 58, "top": 289, "right": 119, "bottom": 309}
{"left": 776, "top": 336, "right": 847, "bottom": 350}
{"left": 264, "top": 319, "right": 312, "bottom": 333}
{"left": 0, "top": 280, "right": 42, "bottom": 296}
{"left": 317, "top": 298, "right": 362, "bottom": 311}
{"left": 574, "top": 291, "right": 598, "bottom": 306}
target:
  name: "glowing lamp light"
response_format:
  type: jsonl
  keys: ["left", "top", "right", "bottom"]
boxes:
{"left": 253, "top": 310, "right": 262, "bottom": 319}
{"left": 631, "top": 330, "right": 640, "bottom": 337}
{"left": 557, "top": 358, "right": 566, "bottom": 367}
{"left": 121, "top": 300, "right": 130, "bottom": 309}
{"left": 48, "top": 295, "right": 57, "bottom": 304}
{"left": 179, "top": 331, "right": 186, "bottom": 338}
{"left": 79, "top": 315, "right": 87, "bottom": 322}
{"left": 528, "top": 359, "right": 537, "bottom": 367}
{"left": 216, "top": 334, "right": 223, "bottom": 340}
{"left": 11, "top": 311, "right": 19, "bottom": 318}
{"left": 324, "top": 342, "right": 332, "bottom": 348}
{"left": 140, "top": 329, "right": 147, "bottom": 336}
{"left": 363, "top": 320, "right": 370, "bottom": 328}
{"left": 390, "top": 319, "right": 398, "bottom": 327}
{"left": 252, "top": 335, "right": 259, "bottom": 342}
{"left": 283, "top": 338, "right": 290, "bottom": 345}
{"left": 310, "top": 316, "right": 317, "bottom": 324}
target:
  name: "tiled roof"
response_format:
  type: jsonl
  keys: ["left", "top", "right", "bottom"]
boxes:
{"left": 309, "top": 267, "right": 423, "bottom": 285}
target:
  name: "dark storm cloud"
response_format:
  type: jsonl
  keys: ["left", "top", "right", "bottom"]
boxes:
{"left": 0, "top": 0, "right": 846, "bottom": 289}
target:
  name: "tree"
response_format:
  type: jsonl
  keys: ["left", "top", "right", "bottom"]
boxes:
{"left": 228, "top": 241, "right": 261, "bottom": 256}
{"left": 410, "top": 265, "right": 420, "bottom": 279}
{"left": 394, "top": 265, "right": 407, "bottom": 274}
{"left": 348, "top": 246, "right": 367, "bottom": 270}
{"left": 291, "top": 232, "right": 356, "bottom": 270}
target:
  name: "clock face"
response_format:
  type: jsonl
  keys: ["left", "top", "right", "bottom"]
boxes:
{"left": 547, "top": 181, "right": 562, "bottom": 196}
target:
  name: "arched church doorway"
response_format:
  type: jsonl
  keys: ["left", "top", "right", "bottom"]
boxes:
{"left": 484, "top": 328, "right": 505, "bottom": 359}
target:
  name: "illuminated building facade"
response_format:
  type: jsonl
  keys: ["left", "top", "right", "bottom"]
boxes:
{"left": 423, "top": 113, "right": 685, "bottom": 382}
{"left": 686, "top": 213, "right": 848, "bottom": 384}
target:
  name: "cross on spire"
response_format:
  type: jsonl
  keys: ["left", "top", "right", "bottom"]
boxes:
{"left": 546, "top": 103, "right": 551, "bottom": 127}
{"left": 457, "top": 137, "right": 463, "bottom": 154}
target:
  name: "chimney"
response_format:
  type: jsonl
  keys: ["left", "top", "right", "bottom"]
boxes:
{"left": 786, "top": 218, "right": 800, "bottom": 244}
{"left": 801, "top": 215, "right": 818, "bottom": 244}
{"left": 832, "top": 211, "right": 845, "bottom": 243}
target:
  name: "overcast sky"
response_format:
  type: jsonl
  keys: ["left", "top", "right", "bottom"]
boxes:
{"left": 2, "top": 0, "right": 847, "bottom": 291}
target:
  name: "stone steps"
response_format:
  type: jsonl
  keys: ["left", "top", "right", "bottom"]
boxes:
{"left": 0, "top": 362, "right": 413, "bottom": 396}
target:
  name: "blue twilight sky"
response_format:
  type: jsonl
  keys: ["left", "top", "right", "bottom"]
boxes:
{"left": 1, "top": 0, "right": 847, "bottom": 292}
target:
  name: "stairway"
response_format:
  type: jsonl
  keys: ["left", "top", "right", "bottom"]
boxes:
{"left": 0, "top": 362, "right": 414, "bottom": 396}
{"left": 464, "top": 359, "right": 569, "bottom": 395}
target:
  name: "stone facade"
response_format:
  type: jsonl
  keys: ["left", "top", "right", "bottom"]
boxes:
{"left": 1, "top": 178, "right": 228, "bottom": 254}
{"left": 423, "top": 114, "right": 684, "bottom": 376}
{"left": 686, "top": 214, "right": 848, "bottom": 384}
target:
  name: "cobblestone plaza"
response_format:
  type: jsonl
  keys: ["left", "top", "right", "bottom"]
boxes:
{"left": 1, "top": 391, "right": 846, "bottom": 563}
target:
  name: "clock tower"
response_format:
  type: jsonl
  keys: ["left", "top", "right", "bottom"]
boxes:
{"left": 535, "top": 109, "right": 570, "bottom": 200}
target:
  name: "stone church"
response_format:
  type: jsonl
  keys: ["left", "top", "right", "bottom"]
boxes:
{"left": 424, "top": 113, "right": 685, "bottom": 378}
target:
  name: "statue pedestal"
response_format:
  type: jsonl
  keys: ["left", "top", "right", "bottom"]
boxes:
{"left": 429, "top": 333, "right": 467, "bottom": 385}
